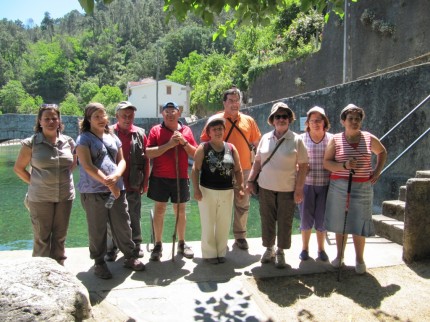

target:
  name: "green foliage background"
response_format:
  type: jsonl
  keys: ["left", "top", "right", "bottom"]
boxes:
{"left": 0, "top": 0, "right": 324, "bottom": 117}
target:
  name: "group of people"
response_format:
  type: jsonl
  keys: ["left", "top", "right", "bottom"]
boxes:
{"left": 14, "top": 86, "right": 386, "bottom": 279}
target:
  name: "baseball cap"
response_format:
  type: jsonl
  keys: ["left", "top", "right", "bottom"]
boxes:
{"left": 115, "top": 101, "right": 137, "bottom": 113}
{"left": 162, "top": 101, "right": 179, "bottom": 110}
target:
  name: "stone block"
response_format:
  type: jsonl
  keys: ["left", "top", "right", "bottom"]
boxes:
{"left": 373, "top": 214, "right": 404, "bottom": 245}
{"left": 382, "top": 200, "right": 405, "bottom": 221}
{"left": 0, "top": 257, "right": 91, "bottom": 321}
{"left": 403, "top": 178, "right": 430, "bottom": 263}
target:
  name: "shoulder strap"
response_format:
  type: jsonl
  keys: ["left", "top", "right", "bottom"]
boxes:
{"left": 226, "top": 118, "right": 252, "bottom": 150}
{"left": 261, "top": 137, "right": 285, "bottom": 169}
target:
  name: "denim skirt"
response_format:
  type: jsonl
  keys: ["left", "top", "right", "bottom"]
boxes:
{"left": 324, "top": 179, "right": 375, "bottom": 237}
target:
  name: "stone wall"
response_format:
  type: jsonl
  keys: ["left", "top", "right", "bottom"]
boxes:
{"left": 248, "top": 0, "right": 430, "bottom": 105}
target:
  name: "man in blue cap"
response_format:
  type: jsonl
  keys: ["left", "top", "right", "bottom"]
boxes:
{"left": 146, "top": 101, "right": 198, "bottom": 261}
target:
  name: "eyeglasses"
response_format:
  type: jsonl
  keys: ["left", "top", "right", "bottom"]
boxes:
{"left": 309, "top": 119, "right": 323, "bottom": 124}
{"left": 274, "top": 114, "right": 289, "bottom": 120}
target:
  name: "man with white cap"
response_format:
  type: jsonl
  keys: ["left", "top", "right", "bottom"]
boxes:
{"left": 105, "top": 101, "right": 150, "bottom": 261}
{"left": 146, "top": 101, "right": 198, "bottom": 261}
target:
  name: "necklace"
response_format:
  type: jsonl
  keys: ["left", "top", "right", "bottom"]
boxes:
{"left": 345, "top": 131, "right": 361, "bottom": 143}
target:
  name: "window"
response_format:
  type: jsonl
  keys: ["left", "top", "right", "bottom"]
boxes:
{"left": 166, "top": 86, "right": 172, "bottom": 95}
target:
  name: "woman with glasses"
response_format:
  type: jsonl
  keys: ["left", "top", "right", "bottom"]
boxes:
{"left": 246, "top": 102, "right": 308, "bottom": 268}
{"left": 14, "top": 104, "right": 76, "bottom": 265}
{"left": 323, "top": 104, "right": 387, "bottom": 274}
{"left": 298, "top": 106, "right": 333, "bottom": 262}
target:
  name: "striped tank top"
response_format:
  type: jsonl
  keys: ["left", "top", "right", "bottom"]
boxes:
{"left": 330, "top": 131, "right": 372, "bottom": 182}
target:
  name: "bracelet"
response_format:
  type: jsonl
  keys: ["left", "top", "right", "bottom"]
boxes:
{"left": 343, "top": 161, "right": 348, "bottom": 170}
{"left": 182, "top": 141, "right": 189, "bottom": 147}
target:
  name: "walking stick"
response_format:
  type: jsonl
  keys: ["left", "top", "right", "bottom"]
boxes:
{"left": 172, "top": 145, "right": 181, "bottom": 262}
{"left": 146, "top": 209, "right": 155, "bottom": 252}
{"left": 338, "top": 168, "right": 355, "bottom": 282}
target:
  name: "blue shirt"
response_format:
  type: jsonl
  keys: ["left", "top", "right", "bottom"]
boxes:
{"left": 76, "top": 132, "right": 125, "bottom": 193}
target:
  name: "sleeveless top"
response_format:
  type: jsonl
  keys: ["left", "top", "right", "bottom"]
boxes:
{"left": 301, "top": 132, "right": 333, "bottom": 186}
{"left": 200, "top": 142, "right": 235, "bottom": 190}
{"left": 331, "top": 131, "right": 373, "bottom": 182}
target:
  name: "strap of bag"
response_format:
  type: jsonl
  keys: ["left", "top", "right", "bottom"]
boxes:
{"left": 225, "top": 118, "right": 253, "bottom": 151}
{"left": 261, "top": 137, "right": 285, "bottom": 169}
{"left": 89, "top": 131, "right": 115, "bottom": 163}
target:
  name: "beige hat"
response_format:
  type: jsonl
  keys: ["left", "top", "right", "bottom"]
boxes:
{"left": 205, "top": 114, "right": 226, "bottom": 127}
{"left": 307, "top": 106, "right": 326, "bottom": 116}
{"left": 267, "top": 102, "right": 295, "bottom": 125}
{"left": 340, "top": 103, "right": 365, "bottom": 120}
{"left": 115, "top": 101, "right": 137, "bottom": 113}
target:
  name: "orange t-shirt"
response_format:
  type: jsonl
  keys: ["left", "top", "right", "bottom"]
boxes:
{"left": 200, "top": 112, "right": 261, "bottom": 170}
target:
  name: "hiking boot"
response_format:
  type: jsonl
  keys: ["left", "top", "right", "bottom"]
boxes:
{"left": 104, "top": 248, "right": 119, "bottom": 262}
{"left": 205, "top": 258, "right": 219, "bottom": 264}
{"left": 218, "top": 257, "right": 226, "bottom": 264}
{"left": 318, "top": 250, "right": 329, "bottom": 262}
{"left": 261, "top": 247, "right": 275, "bottom": 263}
{"left": 235, "top": 238, "right": 249, "bottom": 250}
{"left": 150, "top": 243, "right": 162, "bottom": 261}
{"left": 299, "top": 250, "right": 309, "bottom": 261}
{"left": 94, "top": 263, "right": 112, "bottom": 279}
{"left": 123, "top": 257, "right": 145, "bottom": 271}
{"left": 178, "top": 242, "right": 194, "bottom": 259}
{"left": 355, "top": 261, "right": 366, "bottom": 274}
{"left": 275, "top": 250, "right": 286, "bottom": 269}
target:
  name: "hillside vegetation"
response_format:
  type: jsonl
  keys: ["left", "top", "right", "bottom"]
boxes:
{"left": 0, "top": 0, "right": 323, "bottom": 116}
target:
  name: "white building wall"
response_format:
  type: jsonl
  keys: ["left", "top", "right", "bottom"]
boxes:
{"left": 128, "top": 80, "right": 188, "bottom": 118}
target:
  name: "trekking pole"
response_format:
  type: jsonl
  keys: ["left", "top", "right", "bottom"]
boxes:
{"left": 146, "top": 209, "right": 155, "bottom": 252}
{"left": 172, "top": 145, "right": 181, "bottom": 262}
{"left": 338, "top": 168, "right": 355, "bottom": 282}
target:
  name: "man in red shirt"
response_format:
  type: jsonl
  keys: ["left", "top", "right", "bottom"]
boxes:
{"left": 146, "top": 102, "right": 197, "bottom": 261}
{"left": 105, "top": 101, "right": 150, "bottom": 261}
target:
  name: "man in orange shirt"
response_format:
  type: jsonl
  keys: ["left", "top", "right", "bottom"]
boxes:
{"left": 200, "top": 88, "right": 261, "bottom": 250}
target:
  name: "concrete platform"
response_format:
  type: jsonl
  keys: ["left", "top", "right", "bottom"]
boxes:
{"left": 1, "top": 233, "right": 404, "bottom": 321}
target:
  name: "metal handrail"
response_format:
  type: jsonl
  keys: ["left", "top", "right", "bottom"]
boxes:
{"left": 380, "top": 93, "right": 430, "bottom": 141}
{"left": 381, "top": 127, "right": 430, "bottom": 175}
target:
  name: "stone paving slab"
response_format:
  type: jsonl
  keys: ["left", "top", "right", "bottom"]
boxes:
{"left": 1, "top": 234, "right": 404, "bottom": 321}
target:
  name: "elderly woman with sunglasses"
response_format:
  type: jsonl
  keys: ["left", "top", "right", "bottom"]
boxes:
{"left": 14, "top": 104, "right": 77, "bottom": 265}
{"left": 246, "top": 102, "right": 308, "bottom": 268}
{"left": 323, "top": 104, "right": 387, "bottom": 274}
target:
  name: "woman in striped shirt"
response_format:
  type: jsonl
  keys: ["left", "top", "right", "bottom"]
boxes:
{"left": 323, "top": 104, "right": 387, "bottom": 274}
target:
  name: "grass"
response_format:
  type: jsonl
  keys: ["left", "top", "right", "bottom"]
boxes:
{"left": 0, "top": 142, "right": 301, "bottom": 251}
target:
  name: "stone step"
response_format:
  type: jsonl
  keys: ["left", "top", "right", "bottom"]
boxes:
{"left": 373, "top": 214, "right": 404, "bottom": 246}
{"left": 416, "top": 170, "right": 430, "bottom": 178}
{"left": 398, "top": 185, "right": 407, "bottom": 202}
{"left": 382, "top": 200, "right": 405, "bottom": 221}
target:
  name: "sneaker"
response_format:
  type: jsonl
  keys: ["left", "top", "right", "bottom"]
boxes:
{"left": 355, "top": 262, "right": 367, "bottom": 274}
{"left": 331, "top": 257, "right": 344, "bottom": 268}
{"left": 123, "top": 257, "right": 145, "bottom": 271}
{"left": 235, "top": 238, "right": 249, "bottom": 250}
{"left": 104, "top": 249, "right": 119, "bottom": 262}
{"left": 299, "top": 250, "right": 309, "bottom": 261}
{"left": 178, "top": 242, "right": 194, "bottom": 259}
{"left": 94, "top": 263, "right": 112, "bottom": 279}
{"left": 218, "top": 257, "right": 226, "bottom": 264}
{"left": 318, "top": 250, "right": 329, "bottom": 262}
{"left": 261, "top": 247, "right": 275, "bottom": 263}
{"left": 150, "top": 243, "right": 162, "bottom": 261}
{"left": 275, "top": 250, "right": 286, "bottom": 269}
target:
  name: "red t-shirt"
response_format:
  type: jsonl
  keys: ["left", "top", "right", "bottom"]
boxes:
{"left": 147, "top": 122, "right": 197, "bottom": 179}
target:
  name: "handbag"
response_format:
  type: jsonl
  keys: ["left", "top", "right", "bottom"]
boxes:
{"left": 253, "top": 137, "right": 285, "bottom": 194}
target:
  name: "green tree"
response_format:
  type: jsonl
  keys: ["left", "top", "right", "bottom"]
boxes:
{"left": 60, "top": 93, "right": 83, "bottom": 116}
{"left": 17, "top": 95, "right": 42, "bottom": 114}
{"left": 91, "top": 85, "right": 125, "bottom": 115}
{"left": 0, "top": 80, "right": 28, "bottom": 113}
{"left": 79, "top": 81, "right": 100, "bottom": 104}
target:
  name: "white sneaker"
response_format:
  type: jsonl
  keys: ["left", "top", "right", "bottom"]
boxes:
{"left": 331, "top": 257, "right": 344, "bottom": 268}
{"left": 355, "top": 262, "right": 366, "bottom": 274}
{"left": 261, "top": 247, "right": 275, "bottom": 263}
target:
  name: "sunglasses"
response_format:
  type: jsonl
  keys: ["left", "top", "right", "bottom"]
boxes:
{"left": 40, "top": 104, "right": 59, "bottom": 109}
{"left": 274, "top": 114, "right": 289, "bottom": 120}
